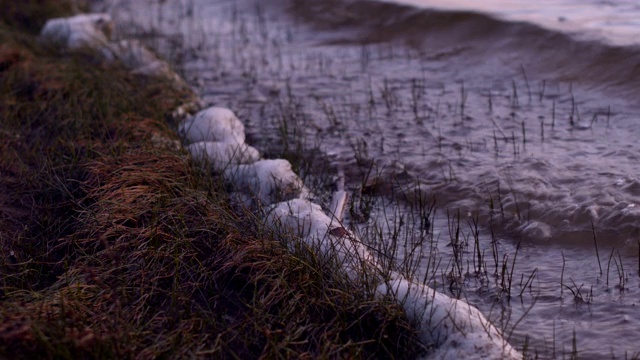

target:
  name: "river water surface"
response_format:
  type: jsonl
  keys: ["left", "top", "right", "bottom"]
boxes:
{"left": 95, "top": 0, "right": 640, "bottom": 357}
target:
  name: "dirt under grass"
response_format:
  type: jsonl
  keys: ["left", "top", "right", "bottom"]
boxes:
{"left": 0, "top": 2, "right": 421, "bottom": 359}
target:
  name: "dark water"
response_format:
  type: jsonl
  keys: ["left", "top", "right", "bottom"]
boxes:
{"left": 95, "top": 0, "right": 640, "bottom": 357}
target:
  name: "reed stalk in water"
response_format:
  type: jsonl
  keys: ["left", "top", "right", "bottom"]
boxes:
{"left": 591, "top": 220, "right": 603, "bottom": 275}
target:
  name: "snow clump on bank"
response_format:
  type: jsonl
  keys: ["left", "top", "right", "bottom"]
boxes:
{"left": 40, "top": 13, "right": 115, "bottom": 59}
{"left": 179, "top": 107, "right": 246, "bottom": 144}
{"left": 40, "top": 14, "right": 188, "bottom": 86}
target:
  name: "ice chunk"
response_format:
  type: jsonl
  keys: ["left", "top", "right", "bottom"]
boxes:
{"left": 187, "top": 141, "right": 260, "bottom": 171}
{"left": 40, "top": 14, "right": 115, "bottom": 59}
{"left": 179, "top": 107, "right": 246, "bottom": 144}
{"left": 377, "top": 272, "right": 521, "bottom": 360}
{"left": 329, "top": 190, "right": 348, "bottom": 221}
{"left": 264, "top": 198, "right": 375, "bottom": 279}
{"left": 224, "top": 159, "right": 306, "bottom": 204}
{"left": 265, "top": 199, "right": 333, "bottom": 239}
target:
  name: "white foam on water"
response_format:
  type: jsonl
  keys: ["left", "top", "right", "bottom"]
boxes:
{"left": 384, "top": 0, "right": 640, "bottom": 46}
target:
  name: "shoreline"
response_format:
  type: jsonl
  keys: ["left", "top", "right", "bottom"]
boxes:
{"left": 0, "top": 2, "right": 424, "bottom": 358}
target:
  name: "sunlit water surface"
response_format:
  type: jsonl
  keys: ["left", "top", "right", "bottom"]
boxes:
{"left": 388, "top": 0, "right": 640, "bottom": 46}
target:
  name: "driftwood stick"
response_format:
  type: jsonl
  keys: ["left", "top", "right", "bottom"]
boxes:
{"left": 330, "top": 171, "right": 348, "bottom": 221}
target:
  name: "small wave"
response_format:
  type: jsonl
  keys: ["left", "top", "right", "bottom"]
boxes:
{"left": 289, "top": 0, "right": 640, "bottom": 101}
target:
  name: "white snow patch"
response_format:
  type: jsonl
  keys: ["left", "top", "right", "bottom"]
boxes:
{"left": 264, "top": 198, "right": 376, "bottom": 280}
{"left": 224, "top": 159, "right": 307, "bottom": 204}
{"left": 40, "top": 14, "right": 115, "bottom": 59}
{"left": 265, "top": 199, "right": 520, "bottom": 359}
{"left": 187, "top": 141, "right": 260, "bottom": 171}
{"left": 179, "top": 107, "right": 246, "bottom": 144}
{"left": 39, "top": 15, "right": 188, "bottom": 86}
{"left": 377, "top": 272, "right": 521, "bottom": 359}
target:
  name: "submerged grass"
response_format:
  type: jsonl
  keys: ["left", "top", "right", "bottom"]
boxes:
{"left": 0, "top": 2, "right": 421, "bottom": 359}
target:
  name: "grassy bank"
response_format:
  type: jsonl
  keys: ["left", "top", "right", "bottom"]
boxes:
{"left": 0, "top": 2, "right": 420, "bottom": 359}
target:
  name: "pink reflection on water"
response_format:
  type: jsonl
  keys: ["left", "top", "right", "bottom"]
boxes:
{"left": 384, "top": 0, "right": 640, "bottom": 45}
